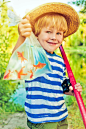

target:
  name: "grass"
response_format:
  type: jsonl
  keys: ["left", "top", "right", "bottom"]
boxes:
{"left": 65, "top": 93, "right": 86, "bottom": 129}
{"left": 67, "top": 105, "right": 85, "bottom": 129}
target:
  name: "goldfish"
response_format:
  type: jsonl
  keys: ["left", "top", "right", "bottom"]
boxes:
{"left": 33, "top": 62, "right": 46, "bottom": 71}
{"left": 15, "top": 66, "right": 27, "bottom": 79}
{"left": 28, "top": 70, "right": 34, "bottom": 79}
{"left": 17, "top": 51, "right": 28, "bottom": 62}
{"left": 4, "top": 70, "right": 12, "bottom": 79}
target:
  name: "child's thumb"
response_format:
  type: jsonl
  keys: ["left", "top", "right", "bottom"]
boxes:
{"left": 69, "top": 86, "right": 73, "bottom": 91}
{"left": 26, "top": 15, "right": 30, "bottom": 21}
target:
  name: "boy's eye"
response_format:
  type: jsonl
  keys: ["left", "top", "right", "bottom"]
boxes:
{"left": 46, "top": 31, "right": 51, "bottom": 33}
{"left": 57, "top": 32, "right": 61, "bottom": 35}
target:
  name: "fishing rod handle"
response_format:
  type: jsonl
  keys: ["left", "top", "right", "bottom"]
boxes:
{"left": 59, "top": 45, "right": 86, "bottom": 128}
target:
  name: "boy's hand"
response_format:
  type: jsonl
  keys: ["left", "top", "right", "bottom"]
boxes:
{"left": 18, "top": 15, "right": 32, "bottom": 38}
{"left": 69, "top": 83, "right": 82, "bottom": 96}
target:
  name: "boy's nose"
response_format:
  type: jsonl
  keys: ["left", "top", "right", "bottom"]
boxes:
{"left": 51, "top": 33, "right": 57, "bottom": 40}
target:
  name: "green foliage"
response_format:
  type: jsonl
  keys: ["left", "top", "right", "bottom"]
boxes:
{"left": 69, "top": 0, "right": 85, "bottom": 6}
{"left": 68, "top": 0, "right": 86, "bottom": 25}
{"left": 1, "top": 102, "right": 24, "bottom": 113}
{"left": 0, "top": 0, "right": 18, "bottom": 79}
{"left": 0, "top": 0, "right": 23, "bottom": 115}
{"left": 64, "top": 14, "right": 86, "bottom": 47}
{"left": 0, "top": 80, "right": 17, "bottom": 106}
{"left": 68, "top": 0, "right": 86, "bottom": 13}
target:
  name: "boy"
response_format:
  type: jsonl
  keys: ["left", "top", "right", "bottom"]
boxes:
{"left": 12, "top": 2, "right": 82, "bottom": 129}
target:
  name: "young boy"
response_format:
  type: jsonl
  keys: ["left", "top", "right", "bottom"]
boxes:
{"left": 12, "top": 2, "right": 82, "bottom": 129}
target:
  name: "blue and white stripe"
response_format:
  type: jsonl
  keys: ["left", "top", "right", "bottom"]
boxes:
{"left": 25, "top": 51, "right": 68, "bottom": 123}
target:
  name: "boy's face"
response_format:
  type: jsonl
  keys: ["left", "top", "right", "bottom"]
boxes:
{"left": 37, "top": 26, "right": 63, "bottom": 53}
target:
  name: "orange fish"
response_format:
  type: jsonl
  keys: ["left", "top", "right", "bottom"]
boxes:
{"left": 33, "top": 62, "right": 46, "bottom": 71}
{"left": 28, "top": 70, "right": 34, "bottom": 79}
{"left": 17, "top": 51, "right": 28, "bottom": 62}
{"left": 4, "top": 70, "right": 12, "bottom": 79}
{"left": 15, "top": 66, "right": 27, "bottom": 79}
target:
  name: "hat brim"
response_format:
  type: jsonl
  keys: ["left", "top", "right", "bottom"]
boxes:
{"left": 24, "top": 2, "right": 80, "bottom": 38}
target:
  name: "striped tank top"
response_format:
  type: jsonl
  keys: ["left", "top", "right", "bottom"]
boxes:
{"left": 25, "top": 51, "right": 68, "bottom": 123}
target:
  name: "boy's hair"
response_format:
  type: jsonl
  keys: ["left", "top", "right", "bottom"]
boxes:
{"left": 33, "top": 13, "right": 68, "bottom": 37}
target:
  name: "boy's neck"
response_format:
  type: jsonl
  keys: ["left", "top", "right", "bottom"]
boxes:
{"left": 46, "top": 51, "right": 54, "bottom": 54}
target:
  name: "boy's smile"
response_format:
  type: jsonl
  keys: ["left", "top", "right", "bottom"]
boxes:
{"left": 37, "top": 26, "right": 63, "bottom": 53}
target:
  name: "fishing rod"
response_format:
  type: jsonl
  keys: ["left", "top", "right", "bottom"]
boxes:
{"left": 59, "top": 45, "right": 86, "bottom": 128}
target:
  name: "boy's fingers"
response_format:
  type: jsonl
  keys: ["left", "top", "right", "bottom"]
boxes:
{"left": 75, "top": 83, "right": 80, "bottom": 86}
{"left": 22, "top": 31, "right": 32, "bottom": 37}
{"left": 18, "top": 21, "right": 32, "bottom": 33}
{"left": 21, "top": 18, "right": 29, "bottom": 24}
{"left": 69, "top": 83, "right": 82, "bottom": 95}
{"left": 22, "top": 23, "right": 32, "bottom": 28}
{"left": 21, "top": 28, "right": 32, "bottom": 34}
{"left": 75, "top": 83, "right": 81, "bottom": 89}
{"left": 18, "top": 15, "right": 32, "bottom": 37}
{"left": 21, "top": 15, "right": 30, "bottom": 24}
{"left": 20, "top": 27, "right": 32, "bottom": 37}
{"left": 69, "top": 86, "right": 73, "bottom": 91}
{"left": 21, "top": 15, "right": 30, "bottom": 23}
{"left": 74, "top": 83, "right": 82, "bottom": 95}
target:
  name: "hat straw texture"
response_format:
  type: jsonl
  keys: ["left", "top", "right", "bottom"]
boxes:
{"left": 24, "top": 2, "right": 80, "bottom": 38}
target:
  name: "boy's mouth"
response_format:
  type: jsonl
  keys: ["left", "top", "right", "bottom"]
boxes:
{"left": 47, "top": 42, "right": 57, "bottom": 45}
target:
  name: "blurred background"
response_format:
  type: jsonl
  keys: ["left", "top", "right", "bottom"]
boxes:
{"left": 0, "top": 0, "right": 86, "bottom": 128}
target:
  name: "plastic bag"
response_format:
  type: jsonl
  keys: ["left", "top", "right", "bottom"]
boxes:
{"left": 3, "top": 11, "right": 52, "bottom": 80}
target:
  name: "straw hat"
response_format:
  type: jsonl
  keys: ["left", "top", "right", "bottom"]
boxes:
{"left": 24, "top": 2, "right": 80, "bottom": 38}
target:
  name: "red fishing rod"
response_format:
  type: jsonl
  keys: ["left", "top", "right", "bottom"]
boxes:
{"left": 59, "top": 45, "right": 86, "bottom": 128}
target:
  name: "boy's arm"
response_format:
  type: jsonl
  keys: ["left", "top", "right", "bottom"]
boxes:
{"left": 12, "top": 35, "right": 25, "bottom": 54}
{"left": 12, "top": 15, "right": 32, "bottom": 54}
